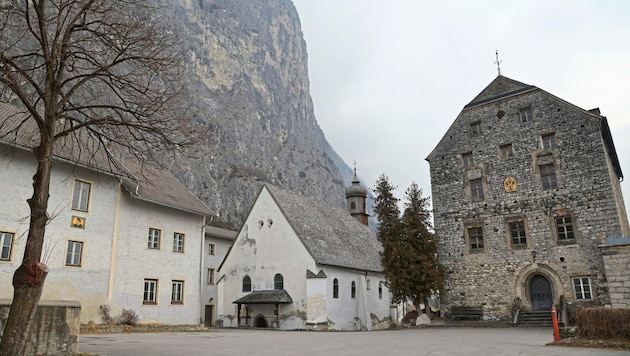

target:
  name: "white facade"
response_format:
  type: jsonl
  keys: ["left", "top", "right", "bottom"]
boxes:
{"left": 217, "top": 186, "right": 392, "bottom": 331}
{"left": 201, "top": 227, "right": 236, "bottom": 326}
{"left": 0, "top": 145, "right": 210, "bottom": 324}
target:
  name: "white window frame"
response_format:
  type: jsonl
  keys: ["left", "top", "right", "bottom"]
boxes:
{"left": 208, "top": 243, "right": 215, "bottom": 255}
{"left": 143, "top": 279, "right": 158, "bottom": 304}
{"left": 1, "top": 231, "right": 15, "bottom": 261}
{"left": 148, "top": 228, "right": 161, "bottom": 250}
{"left": 207, "top": 268, "right": 215, "bottom": 285}
{"left": 65, "top": 240, "right": 83, "bottom": 267}
{"left": 573, "top": 276, "right": 592, "bottom": 300}
{"left": 171, "top": 280, "right": 184, "bottom": 304}
{"left": 71, "top": 179, "right": 91, "bottom": 212}
{"left": 173, "top": 232, "right": 185, "bottom": 253}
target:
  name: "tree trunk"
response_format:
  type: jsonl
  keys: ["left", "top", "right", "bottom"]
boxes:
{"left": 0, "top": 142, "right": 54, "bottom": 356}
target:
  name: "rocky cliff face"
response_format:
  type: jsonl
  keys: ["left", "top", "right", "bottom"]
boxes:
{"left": 166, "top": 0, "right": 353, "bottom": 227}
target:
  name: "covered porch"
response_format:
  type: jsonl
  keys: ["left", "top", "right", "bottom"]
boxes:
{"left": 234, "top": 290, "right": 293, "bottom": 328}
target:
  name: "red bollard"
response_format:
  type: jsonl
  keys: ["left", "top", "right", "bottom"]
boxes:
{"left": 551, "top": 307, "right": 560, "bottom": 341}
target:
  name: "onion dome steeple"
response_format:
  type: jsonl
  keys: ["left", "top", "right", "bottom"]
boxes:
{"left": 345, "top": 165, "right": 369, "bottom": 225}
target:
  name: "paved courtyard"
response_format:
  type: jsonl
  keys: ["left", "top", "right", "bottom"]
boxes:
{"left": 79, "top": 327, "right": 629, "bottom": 356}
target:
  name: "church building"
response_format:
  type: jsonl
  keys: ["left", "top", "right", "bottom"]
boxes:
{"left": 216, "top": 173, "right": 393, "bottom": 330}
{"left": 426, "top": 75, "right": 629, "bottom": 320}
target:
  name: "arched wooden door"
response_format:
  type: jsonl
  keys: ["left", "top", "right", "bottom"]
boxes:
{"left": 529, "top": 275, "right": 553, "bottom": 311}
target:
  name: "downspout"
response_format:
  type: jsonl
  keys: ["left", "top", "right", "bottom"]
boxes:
{"left": 199, "top": 216, "right": 206, "bottom": 325}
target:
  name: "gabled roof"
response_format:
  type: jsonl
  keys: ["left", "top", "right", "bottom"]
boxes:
{"left": 465, "top": 75, "right": 536, "bottom": 109}
{"left": 233, "top": 290, "right": 293, "bottom": 304}
{"left": 264, "top": 184, "right": 383, "bottom": 273}
{"left": 120, "top": 161, "right": 214, "bottom": 216}
{"left": 0, "top": 102, "right": 214, "bottom": 217}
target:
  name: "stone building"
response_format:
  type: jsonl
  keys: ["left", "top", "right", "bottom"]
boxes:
{"left": 426, "top": 75, "right": 629, "bottom": 320}
{"left": 216, "top": 175, "right": 392, "bottom": 330}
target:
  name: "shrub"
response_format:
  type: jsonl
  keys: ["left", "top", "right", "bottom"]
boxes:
{"left": 117, "top": 309, "right": 140, "bottom": 326}
{"left": 99, "top": 304, "right": 113, "bottom": 324}
{"left": 576, "top": 307, "right": 630, "bottom": 340}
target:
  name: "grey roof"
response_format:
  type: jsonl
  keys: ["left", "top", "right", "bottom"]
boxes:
{"left": 264, "top": 184, "right": 383, "bottom": 272}
{"left": 0, "top": 102, "right": 213, "bottom": 217}
{"left": 205, "top": 226, "right": 237, "bottom": 241}
{"left": 234, "top": 290, "right": 293, "bottom": 304}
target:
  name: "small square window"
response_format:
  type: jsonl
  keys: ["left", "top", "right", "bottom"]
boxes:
{"left": 542, "top": 133, "right": 557, "bottom": 149}
{"left": 573, "top": 277, "right": 592, "bottom": 300}
{"left": 540, "top": 164, "right": 557, "bottom": 190}
{"left": 173, "top": 233, "right": 185, "bottom": 253}
{"left": 520, "top": 108, "right": 533, "bottom": 123}
{"left": 148, "top": 228, "right": 161, "bottom": 249}
{"left": 468, "top": 226, "right": 484, "bottom": 251}
{"left": 470, "top": 179, "right": 484, "bottom": 200}
{"left": 143, "top": 279, "right": 158, "bottom": 304}
{"left": 171, "top": 280, "right": 184, "bottom": 304}
{"left": 0, "top": 231, "right": 14, "bottom": 261}
{"left": 208, "top": 243, "right": 216, "bottom": 255}
{"left": 470, "top": 122, "right": 481, "bottom": 137}
{"left": 65, "top": 240, "right": 83, "bottom": 266}
{"left": 462, "top": 152, "right": 474, "bottom": 168}
{"left": 71, "top": 179, "right": 91, "bottom": 212}
{"left": 509, "top": 221, "right": 527, "bottom": 246}
{"left": 499, "top": 144, "right": 514, "bottom": 159}
{"left": 207, "top": 268, "right": 215, "bottom": 285}
{"left": 556, "top": 216, "right": 575, "bottom": 242}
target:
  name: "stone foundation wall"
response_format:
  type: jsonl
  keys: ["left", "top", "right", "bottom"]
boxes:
{"left": 600, "top": 242, "right": 630, "bottom": 308}
{"left": 0, "top": 299, "right": 81, "bottom": 355}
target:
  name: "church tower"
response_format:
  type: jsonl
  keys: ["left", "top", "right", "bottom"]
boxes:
{"left": 345, "top": 167, "right": 369, "bottom": 225}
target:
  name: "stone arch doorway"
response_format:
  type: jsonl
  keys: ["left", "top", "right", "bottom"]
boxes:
{"left": 529, "top": 274, "right": 553, "bottom": 311}
{"left": 254, "top": 314, "right": 267, "bottom": 328}
{"left": 515, "top": 263, "right": 563, "bottom": 311}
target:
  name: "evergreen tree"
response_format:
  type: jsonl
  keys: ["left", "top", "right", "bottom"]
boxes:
{"left": 401, "top": 182, "right": 444, "bottom": 310}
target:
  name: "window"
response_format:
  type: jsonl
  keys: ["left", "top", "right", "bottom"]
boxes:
{"left": 470, "top": 122, "right": 481, "bottom": 137}
{"left": 573, "top": 277, "right": 592, "bottom": 300}
{"left": 378, "top": 282, "right": 383, "bottom": 299}
{"left": 65, "top": 240, "right": 83, "bottom": 266}
{"left": 470, "top": 179, "right": 484, "bottom": 199}
{"left": 462, "top": 152, "right": 474, "bottom": 167}
{"left": 143, "top": 279, "right": 158, "bottom": 304}
{"left": 207, "top": 268, "right": 215, "bottom": 285}
{"left": 350, "top": 202, "right": 356, "bottom": 210}
{"left": 148, "top": 228, "right": 161, "bottom": 249}
{"left": 208, "top": 243, "right": 215, "bottom": 255}
{"left": 499, "top": 144, "right": 513, "bottom": 158}
{"left": 468, "top": 226, "right": 484, "bottom": 251}
{"left": 509, "top": 221, "right": 527, "bottom": 247}
{"left": 366, "top": 279, "right": 371, "bottom": 290}
{"left": 542, "top": 133, "right": 557, "bottom": 149}
{"left": 1, "top": 232, "right": 14, "bottom": 261}
{"left": 274, "top": 274, "right": 284, "bottom": 290}
{"left": 333, "top": 278, "right": 339, "bottom": 299}
{"left": 173, "top": 233, "right": 185, "bottom": 253}
{"left": 540, "top": 164, "right": 557, "bottom": 190}
{"left": 71, "top": 179, "right": 91, "bottom": 212}
{"left": 242, "top": 275, "right": 251, "bottom": 292}
{"left": 351, "top": 281, "right": 356, "bottom": 299}
{"left": 556, "top": 216, "right": 575, "bottom": 242}
{"left": 520, "top": 108, "right": 533, "bottom": 123}
{"left": 171, "top": 280, "right": 184, "bottom": 304}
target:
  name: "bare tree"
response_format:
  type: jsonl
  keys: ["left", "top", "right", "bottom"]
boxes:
{"left": 0, "top": 1, "right": 194, "bottom": 353}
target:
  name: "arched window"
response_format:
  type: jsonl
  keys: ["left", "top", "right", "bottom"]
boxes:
{"left": 274, "top": 273, "right": 284, "bottom": 290}
{"left": 243, "top": 275, "right": 252, "bottom": 292}
{"left": 333, "top": 278, "right": 339, "bottom": 299}
{"left": 378, "top": 282, "right": 383, "bottom": 299}
{"left": 366, "top": 279, "right": 371, "bottom": 290}
{"left": 351, "top": 281, "right": 356, "bottom": 299}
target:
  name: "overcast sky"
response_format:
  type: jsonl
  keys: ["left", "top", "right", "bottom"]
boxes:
{"left": 292, "top": 0, "right": 630, "bottom": 213}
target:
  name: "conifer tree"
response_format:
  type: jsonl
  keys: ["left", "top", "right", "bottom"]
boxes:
{"left": 401, "top": 182, "right": 444, "bottom": 311}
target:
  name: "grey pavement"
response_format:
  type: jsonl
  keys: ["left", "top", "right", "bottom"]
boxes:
{"left": 79, "top": 327, "right": 630, "bottom": 356}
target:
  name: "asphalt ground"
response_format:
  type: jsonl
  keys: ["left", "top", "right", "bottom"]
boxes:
{"left": 79, "top": 327, "right": 630, "bottom": 356}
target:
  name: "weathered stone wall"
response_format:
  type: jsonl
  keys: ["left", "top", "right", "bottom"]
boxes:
{"left": 600, "top": 242, "right": 630, "bottom": 308}
{"left": 428, "top": 80, "right": 628, "bottom": 319}
{"left": 0, "top": 299, "right": 81, "bottom": 356}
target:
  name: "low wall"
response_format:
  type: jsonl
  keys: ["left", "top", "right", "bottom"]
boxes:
{"left": 0, "top": 299, "right": 81, "bottom": 355}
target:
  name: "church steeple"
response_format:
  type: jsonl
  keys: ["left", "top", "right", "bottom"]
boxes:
{"left": 345, "top": 165, "right": 369, "bottom": 225}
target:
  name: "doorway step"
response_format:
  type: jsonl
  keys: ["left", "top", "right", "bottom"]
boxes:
{"left": 516, "top": 310, "right": 552, "bottom": 327}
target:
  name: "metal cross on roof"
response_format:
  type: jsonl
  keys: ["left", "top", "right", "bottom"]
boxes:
{"left": 494, "top": 49, "right": 502, "bottom": 76}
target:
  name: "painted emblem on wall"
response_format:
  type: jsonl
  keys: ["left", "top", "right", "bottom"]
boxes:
{"left": 504, "top": 177, "right": 517, "bottom": 192}
{"left": 71, "top": 216, "right": 86, "bottom": 229}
